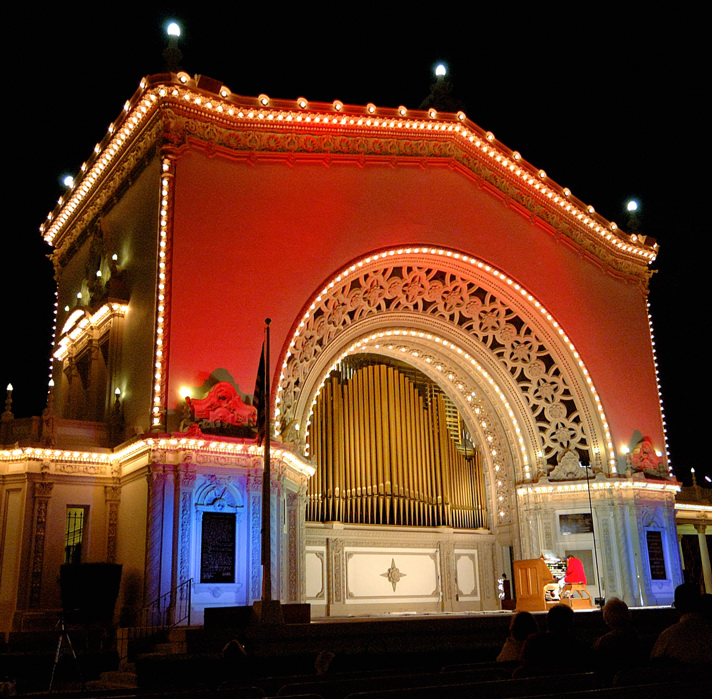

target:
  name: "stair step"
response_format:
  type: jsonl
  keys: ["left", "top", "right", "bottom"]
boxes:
{"left": 88, "top": 670, "right": 138, "bottom": 689}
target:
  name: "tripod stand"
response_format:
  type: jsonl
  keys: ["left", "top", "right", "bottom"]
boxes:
{"left": 49, "top": 612, "right": 84, "bottom": 693}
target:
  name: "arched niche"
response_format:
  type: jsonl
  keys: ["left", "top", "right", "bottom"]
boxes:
{"left": 276, "top": 246, "right": 613, "bottom": 531}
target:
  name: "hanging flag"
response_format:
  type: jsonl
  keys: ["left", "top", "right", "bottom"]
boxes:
{"left": 253, "top": 342, "right": 266, "bottom": 446}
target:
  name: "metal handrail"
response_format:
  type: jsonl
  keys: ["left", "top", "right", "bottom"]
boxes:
{"left": 118, "top": 578, "right": 192, "bottom": 661}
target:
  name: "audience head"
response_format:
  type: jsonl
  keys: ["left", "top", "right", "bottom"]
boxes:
{"left": 602, "top": 597, "right": 631, "bottom": 629}
{"left": 510, "top": 610, "right": 538, "bottom": 641}
{"left": 673, "top": 582, "right": 701, "bottom": 614}
{"left": 547, "top": 603, "right": 575, "bottom": 632}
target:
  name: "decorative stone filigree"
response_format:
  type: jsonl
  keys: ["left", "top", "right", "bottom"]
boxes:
{"left": 279, "top": 259, "right": 594, "bottom": 477}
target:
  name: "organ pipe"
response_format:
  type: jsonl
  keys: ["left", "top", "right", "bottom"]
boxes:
{"left": 306, "top": 361, "right": 487, "bottom": 529}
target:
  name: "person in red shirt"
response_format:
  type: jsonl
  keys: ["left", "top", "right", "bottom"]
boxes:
{"left": 564, "top": 554, "right": 586, "bottom": 584}
{"left": 555, "top": 554, "right": 586, "bottom": 597}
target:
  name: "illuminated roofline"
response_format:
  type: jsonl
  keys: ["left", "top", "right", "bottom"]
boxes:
{"left": 0, "top": 436, "right": 315, "bottom": 478}
{"left": 517, "top": 479, "right": 681, "bottom": 495}
{"left": 675, "top": 503, "right": 712, "bottom": 512}
{"left": 41, "top": 73, "right": 657, "bottom": 269}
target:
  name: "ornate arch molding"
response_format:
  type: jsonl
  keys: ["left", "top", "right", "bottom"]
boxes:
{"left": 276, "top": 246, "right": 614, "bottom": 495}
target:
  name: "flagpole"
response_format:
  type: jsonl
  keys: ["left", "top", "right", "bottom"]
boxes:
{"left": 261, "top": 318, "right": 272, "bottom": 602}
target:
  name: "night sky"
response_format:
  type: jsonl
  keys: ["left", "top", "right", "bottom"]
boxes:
{"left": 2, "top": 6, "right": 705, "bottom": 485}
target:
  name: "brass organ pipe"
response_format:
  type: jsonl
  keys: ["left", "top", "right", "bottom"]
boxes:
{"left": 373, "top": 365, "right": 385, "bottom": 524}
{"left": 367, "top": 367, "right": 378, "bottom": 523}
{"left": 394, "top": 371, "right": 406, "bottom": 524}
{"left": 356, "top": 369, "right": 369, "bottom": 523}
{"left": 386, "top": 367, "right": 398, "bottom": 525}
{"left": 335, "top": 378, "right": 344, "bottom": 522}
{"left": 406, "top": 374, "right": 415, "bottom": 526}
{"left": 353, "top": 370, "right": 363, "bottom": 522}
{"left": 314, "top": 395, "right": 322, "bottom": 521}
{"left": 346, "top": 381, "right": 356, "bottom": 523}
{"left": 380, "top": 366, "right": 392, "bottom": 524}
{"left": 413, "top": 382, "right": 422, "bottom": 525}
{"left": 308, "top": 362, "right": 488, "bottom": 531}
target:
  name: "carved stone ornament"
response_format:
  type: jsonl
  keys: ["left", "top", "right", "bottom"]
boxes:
{"left": 548, "top": 448, "right": 583, "bottom": 481}
{"left": 628, "top": 436, "right": 667, "bottom": 479}
{"left": 186, "top": 382, "right": 257, "bottom": 430}
{"left": 381, "top": 558, "right": 407, "bottom": 592}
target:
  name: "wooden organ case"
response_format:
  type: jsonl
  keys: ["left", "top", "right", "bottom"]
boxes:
{"left": 513, "top": 557, "right": 566, "bottom": 612}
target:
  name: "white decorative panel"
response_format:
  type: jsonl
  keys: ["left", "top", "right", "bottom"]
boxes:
{"left": 455, "top": 549, "right": 480, "bottom": 600}
{"left": 305, "top": 547, "right": 326, "bottom": 602}
{"left": 345, "top": 547, "right": 439, "bottom": 603}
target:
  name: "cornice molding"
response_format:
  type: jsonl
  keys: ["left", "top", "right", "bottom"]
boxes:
{"left": 43, "top": 75, "right": 657, "bottom": 287}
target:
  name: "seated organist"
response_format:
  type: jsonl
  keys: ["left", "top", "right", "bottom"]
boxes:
{"left": 559, "top": 554, "right": 586, "bottom": 595}
{"left": 514, "top": 553, "right": 589, "bottom": 611}
{"left": 542, "top": 553, "right": 586, "bottom": 601}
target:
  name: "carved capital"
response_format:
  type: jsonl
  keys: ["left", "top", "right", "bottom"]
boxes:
{"left": 104, "top": 484, "right": 122, "bottom": 503}
{"left": 34, "top": 480, "right": 54, "bottom": 499}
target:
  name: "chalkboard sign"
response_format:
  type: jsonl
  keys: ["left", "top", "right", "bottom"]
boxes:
{"left": 201, "top": 512, "right": 236, "bottom": 583}
{"left": 646, "top": 530, "right": 666, "bottom": 580}
{"left": 559, "top": 513, "right": 593, "bottom": 535}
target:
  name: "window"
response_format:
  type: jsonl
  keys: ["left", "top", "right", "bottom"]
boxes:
{"left": 64, "top": 507, "right": 87, "bottom": 564}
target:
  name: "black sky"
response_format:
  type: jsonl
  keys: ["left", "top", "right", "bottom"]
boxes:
{"left": 1, "top": 5, "right": 705, "bottom": 484}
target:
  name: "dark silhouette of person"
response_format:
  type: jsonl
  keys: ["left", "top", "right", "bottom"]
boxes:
{"left": 497, "top": 611, "right": 539, "bottom": 662}
{"left": 650, "top": 582, "right": 712, "bottom": 666}
{"left": 592, "top": 598, "right": 644, "bottom": 683}
{"left": 516, "top": 603, "right": 590, "bottom": 677}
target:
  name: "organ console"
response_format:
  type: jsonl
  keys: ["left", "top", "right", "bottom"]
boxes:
{"left": 513, "top": 555, "right": 567, "bottom": 612}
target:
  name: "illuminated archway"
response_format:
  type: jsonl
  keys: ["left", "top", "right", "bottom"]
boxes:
{"left": 276, "top": 246, "right": 614, "bottom": 531}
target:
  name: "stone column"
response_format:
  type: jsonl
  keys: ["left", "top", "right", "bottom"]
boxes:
{"left": 144, "top": 462, "right": 168, "bottom": 608}
{"left": 29, "top": 480, "right": 54, "bottom": 608}
{"left": 104, "top": 484, "right": 121, "bottom": 564}
{"left": 169, "top": 461, "right": 196, "bottom": 624}
{"left": 246, "top": 470, "right": 263, "bottom": 604}
{"left": 694, "top": 523, "right": 712, "bottom": 594}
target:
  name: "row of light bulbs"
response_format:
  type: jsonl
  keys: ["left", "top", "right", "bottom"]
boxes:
{"left": 277, "top": 246, "right": 615, "bottom": 477}
{"left": 0, "top": 436, "right": 314, "bottom": 479}
{"left": 42, "top": 75, "right": 656, "bottom": 273}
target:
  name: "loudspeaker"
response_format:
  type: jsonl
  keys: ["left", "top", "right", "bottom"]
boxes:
{"left": 60, "top": 563, "right": 122, "bottom": 625}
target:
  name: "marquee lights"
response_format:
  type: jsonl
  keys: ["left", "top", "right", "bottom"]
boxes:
{"left": 36, "top": 75, "right": 651, "bottom": 472}
{"left": 0, "top": 437, "right": 314, "bottom": 478}
{"left": 41, "top": 76, "right": 658, "bottom": 270}
{"left": 150, "top": 158, "right": 174, "bottom": 428}
{"left": 517, "top": 480, "right": 680, "bottom": 496}
{"left": 279, "top": 246, "right": 615, "bottom": 473}
{"left": 299, "top": 326, "right": 518, "bottom": 507}
{"left": 646, "top": 301, "right": 672, "bottom": 475}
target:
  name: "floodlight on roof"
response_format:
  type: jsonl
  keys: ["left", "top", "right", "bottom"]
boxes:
{"left": 167, "top": 22, "right": 181, "bottom": 37}
{"left": 435, "top": 63, "right": 447, "bottom": 77}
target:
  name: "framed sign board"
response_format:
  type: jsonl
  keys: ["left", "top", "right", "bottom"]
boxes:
{"left": 559, "top": 513, "right": 593, "bottom": 535}
{"left": 646, "top": 530, "right": 666, "bottom": 580}
{"left": 200, "top": 512, "right": 236, "bottom": 583}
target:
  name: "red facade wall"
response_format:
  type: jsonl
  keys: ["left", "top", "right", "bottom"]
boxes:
{"left": 167, "top": 148, "right": 662, "bottom": 455}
